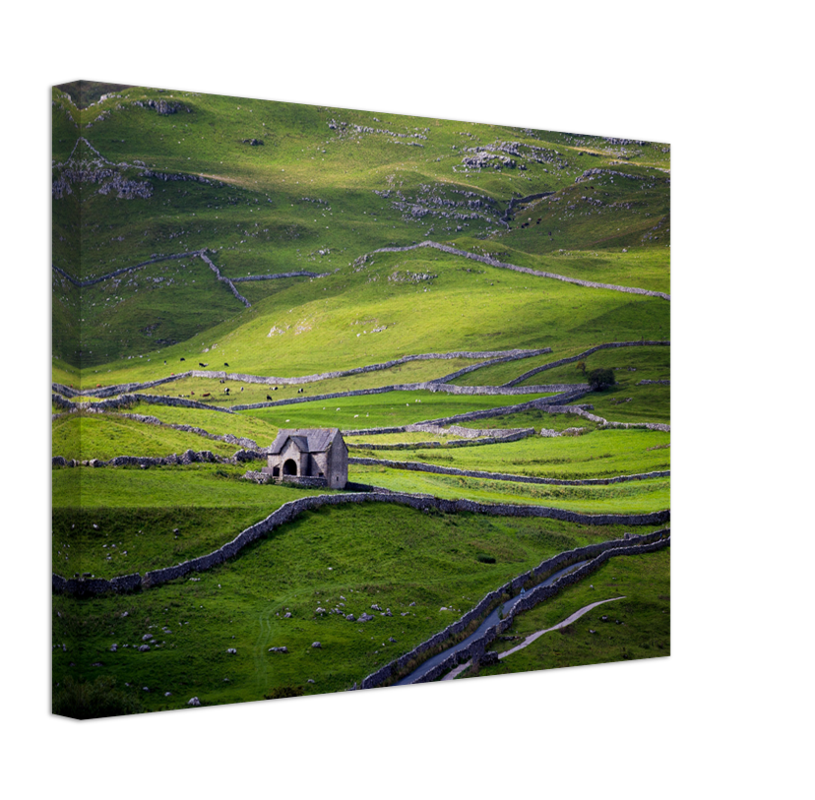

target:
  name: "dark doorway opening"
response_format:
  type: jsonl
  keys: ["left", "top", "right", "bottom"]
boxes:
{"left": 283, "top": 459, "right": 298, "bottom": 476}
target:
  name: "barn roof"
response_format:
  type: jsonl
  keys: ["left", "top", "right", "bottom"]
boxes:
{"left": 268, "top": 428, "right": 343, "bottom": 455}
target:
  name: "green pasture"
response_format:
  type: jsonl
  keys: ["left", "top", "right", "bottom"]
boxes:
{"left": 458, "top": 546, "right": 669, "bottom": 678}
{"left": 52, "top": 501, "right": 665, "bottom": 714}
{"left": 584, "top": 383, "right": 670, "bottom": 425}
{"left": 69, "top": 247, "right": 669, "bottom": 384}
{"left": 515, "top": 344, "right": 670, "bottom": 386}
{"left": 237, "top": 389, "right": 556, "bottom": 431}
{"left": 350, "top": 427, "right": 670, "bottom": 480}
{"left": 122, "top": 356, "right": 486, "bottom": 408}
{"left": 51, "top": 84, "right": 671, "bottom": 717}
{"left": 52, "top": 85, "right": 669, "bottom": 374}
{"left": 349, "top": 464, "right": 670, "bottom": 514}
{"left": 51, "top": 463, "right": 326, "bottom": 509}
{"left": 127, "top": 403, "right": 278, "bottom": 442}
{"left": 453, "top": 343, "right": 669, "bottom": 387}
{"left": 52, "top": 414, "right": 241, "bottom": 461}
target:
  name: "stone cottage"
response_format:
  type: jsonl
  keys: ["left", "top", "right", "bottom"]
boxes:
{"left": 262, "top": 428, "right": 348, "bottom": 489}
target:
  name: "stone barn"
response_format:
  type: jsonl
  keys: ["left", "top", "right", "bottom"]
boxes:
{"left": 262, "top": 428, "right": 348, "bottom": 489}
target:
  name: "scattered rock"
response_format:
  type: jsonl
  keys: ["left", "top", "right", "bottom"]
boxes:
{"left": 312, "top": 641, "right": 322, "bottom": 649}
{"left": 138, "top": 644, "right": 150, "bottom": 652}
{"left": 188, "top": 697, "right": 201, "bottom": 706}
{"left": 227, "top": 648, "right": 237, "bottom": 654}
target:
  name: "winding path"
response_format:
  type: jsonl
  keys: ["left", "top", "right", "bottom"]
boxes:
{"left": 442, "top": 595, "right": 625, "bottom": 680}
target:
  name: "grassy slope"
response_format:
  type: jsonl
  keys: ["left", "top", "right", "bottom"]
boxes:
{"left": 458, "top": 547, "right": 669, "bottom": 678}
{"left": 52, "top": 503, "right": 665, "bottom": 712}
{"left": 51, "top": 85, "right": 670, "bottom": 715}
{"left": 52, "top": 85, "right": 669, "bottom": 376}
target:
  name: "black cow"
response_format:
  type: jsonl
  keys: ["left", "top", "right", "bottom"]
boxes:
{"left": 224, "top": 362, "right": 229, "bottom": 367}
{"left": 180, "top": 357, "right": 185, "bottom": 361}
{"left": 266, "top": 395, "right": 272, "bottom": 401}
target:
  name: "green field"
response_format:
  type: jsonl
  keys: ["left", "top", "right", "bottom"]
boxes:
{"left": 52, "top": 82, "right": 670, "bottom": 716}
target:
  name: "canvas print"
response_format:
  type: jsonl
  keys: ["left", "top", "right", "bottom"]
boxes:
{"left": 51, "top": 81, "right": 670, "bottom": 719}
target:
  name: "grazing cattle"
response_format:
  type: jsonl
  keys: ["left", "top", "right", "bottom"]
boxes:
{"left": 241, "top": 387, "right": 244, "bottom": 392}
{"left": 224, "top": 388, "right": 230, "bottom": 394}
{"left": 199, "top": 362, "right": 208, "bottom": 367}
{"left": 267, "top": 395, "right": 272, "bottom": 401}
{"left": 224, "top": 362, "right": 229, "bottom": 367}
{"left": 202, "top": 393, "right": 211, "bottom": 398}
{"left": 164, "top": 360, "right": 167, "bottom": 364}
{"left": 180, "top": 357, "right": 185, "bottom": 361}
{"left": 274, "top": 386, "right": 278, "bottom": 391}
{"left": 191, "top": 391, "right": 195, "bottom": 396}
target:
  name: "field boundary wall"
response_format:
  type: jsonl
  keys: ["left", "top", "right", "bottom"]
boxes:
{"left": 52, "top": 492, "right": 669, "bottom": 597}
{"left": 348, "top": 456, "right": 670, "bottom": 486}
{"left": 354, "top": 531, "right": 670, "bottom": 689}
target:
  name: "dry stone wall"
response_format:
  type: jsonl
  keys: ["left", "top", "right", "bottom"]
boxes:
{"left": 54, "top": 348, "right": 554, "bottom": 398}
{"left": 545, "top": 404, "right": 670, "bottom": 432}
{"left": 356, "top": 531, "right": 670, "bottom": 689}
{"left": 348, "top": 456, "right": 670, "bottom": 486}
{"left": 504, "top": 340, "right": 671, "bottom": 387}
{"left": 348, "top": 428, "right": 534, "bottom": 450}
{"left": 368, "top": 241, "right": 671, "bottom": 300}
{"left": 52, "top": 491, "right": 669, "bottom": 597}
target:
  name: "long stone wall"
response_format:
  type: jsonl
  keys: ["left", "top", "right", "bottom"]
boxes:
{"left": 55, "top": 348, "right": 556, "bottom": 399}
{"left": 348, "top": 456, "right": 670, "bottom": 487}
{"left": 368, "top": 240, "right": 671, "bottom": 300}
{"left": 503, "top": 340, "right": 671, "bottom": 387}
{"left": 52, "top": 491, "right": 670, "bottom": 597}
{"left": 347, "top": 428, "right": 535, "bottom": 450}
{"left": 52, "top": 447, "right": 266, "bottom": 470}
{"left": 51, "top": 249, "right": 203, "bottom": 288}
{"left": 231, "top": 271, "right": 329, "bottom": 281}
{"left": 355, "top": 531, "right": 670, "bottom": 689}
{"left": 545, "top": 404, "right": 670, "bottom": 432}
{"left": 53, "top": 392, "right": 234, "bottom": 414}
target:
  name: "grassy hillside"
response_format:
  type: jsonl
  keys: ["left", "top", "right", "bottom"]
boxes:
{"left": 51, "top": 81, "right": 670, "bottom": 715}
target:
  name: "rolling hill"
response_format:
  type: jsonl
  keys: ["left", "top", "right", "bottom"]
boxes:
{"left": 51, "top": 81, "right": 672, "bottom": 710}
